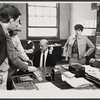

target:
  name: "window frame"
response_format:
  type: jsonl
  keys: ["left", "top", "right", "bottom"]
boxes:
{"left": 26, "top": 3, "right": 60, "bottom": 41}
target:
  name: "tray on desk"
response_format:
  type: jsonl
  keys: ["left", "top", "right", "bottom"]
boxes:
{"left": 85, "top": 73, "right": 100, "bottom": 88}
{"left": 11, "top": 74, "right": 39, "bottom": 90}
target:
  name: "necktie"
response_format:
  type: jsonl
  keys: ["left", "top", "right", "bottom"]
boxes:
{"left": 42, "top": 52, "right": 45, "bottom": 67}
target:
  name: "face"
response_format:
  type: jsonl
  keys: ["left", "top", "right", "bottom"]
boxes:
{"left": 75, "top": 29, "right": 81, "bottom": 36}
{"left": 40, "top": 41, "right": 48, "bottom": 52}
{"left": 8, "top": 16, "right": 22, "bottom": 32}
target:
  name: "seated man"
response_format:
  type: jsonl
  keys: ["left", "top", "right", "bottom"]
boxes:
{"left": 33, "top": 39, "right": 56, "bottom": 67}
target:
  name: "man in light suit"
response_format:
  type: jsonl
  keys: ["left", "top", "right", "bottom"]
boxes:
{"left": 33, "top": 39, "right": 56, "bottom": 67}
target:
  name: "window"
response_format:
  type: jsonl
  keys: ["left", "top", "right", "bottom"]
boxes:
{"left": 27, "top": 3, "right": 59, "bottom": 40}
{"left": 79, "top": 20, "right": 96, "bottom": 36}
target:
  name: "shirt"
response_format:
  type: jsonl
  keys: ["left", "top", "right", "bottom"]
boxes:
{"left": 72, "top": 37, "right": 78, "bottom": 54}
{"left": 40, "top": 49, "right": 48, "bottom": 67}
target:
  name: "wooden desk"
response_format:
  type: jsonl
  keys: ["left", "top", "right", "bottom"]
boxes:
{"left": 35, "top": 66, "right": 73, "bottom": 89}
{"left": 13, "top": 65, "right": 99, "bottom": 90}
{"left": 35, "top": 66, "right": 99, "bottom": 90}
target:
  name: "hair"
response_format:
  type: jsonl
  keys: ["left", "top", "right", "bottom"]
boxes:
{"left": 0, "top": 5, "right": 21, "bottom": 23}
{"left": 40, "top": 39, "right": 49, "bottom": 45}
{"left": 74, "top": 24, "right": 84, "bottom": 32}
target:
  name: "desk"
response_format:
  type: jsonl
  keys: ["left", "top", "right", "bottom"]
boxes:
{"left": 34, "top": 66, "right": 99, "bottom": 90}
{"left": 35, "top": 66, "right": 66, "bottom": 82}
{"left": 34, "top": 66, "right": 73, "bottom": 90}
{"left": 12, "top": 65, "right": 100, "bottom": 90}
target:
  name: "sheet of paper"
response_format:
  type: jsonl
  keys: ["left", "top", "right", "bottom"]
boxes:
{"left": 61, "top": 64, "right": 69, "bottom": 70}
{"left": 62, "top": 75, "right": 93, "bottom": 88}
{"left": 36, "top": 82, "right": 61, "bottom": 90}
{"left": 83, "top": 65, "right": 100, "bottom": 80}
{"left": 62, "top": 71, "right": 75, "bottom": 78}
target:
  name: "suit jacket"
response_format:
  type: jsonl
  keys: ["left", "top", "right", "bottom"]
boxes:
{"left": 33, "top": 50, "right": 56, "bottom": 67}
{"left": 6, "top": 34, "right": 28, "bottom": 80}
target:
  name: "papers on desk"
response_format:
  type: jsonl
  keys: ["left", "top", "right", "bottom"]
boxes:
{"left": 19, "top": 76, "right": 33, "bottom": 81}
{"left": 36, "top": 82, "right": 61, "bottom": 90}
{"left": 62, "top": 71, "right": 75, "bottom": 78}
{"left": 62, "top": 74, "right": 93, "bottom": 88}
{"left": 83, "top": 65, "right": 100, "bottom": 73}
{"left": 83, "top": 65, "right": 100, "bottom": 80}
{"left": 61, "top": 64, "right": 69, "bottom": 70}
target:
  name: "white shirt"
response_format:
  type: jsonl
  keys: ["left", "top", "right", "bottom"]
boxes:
{"left": 40, "top": 49, "right": 48, "bottom": 67}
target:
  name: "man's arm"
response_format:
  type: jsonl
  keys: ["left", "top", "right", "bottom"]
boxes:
{"left": 48, "top": 47, "right": 56, "bottom": 67}
{"left": 12, "top": 35, "right": 30, "bottom": 62}
{"left": 6, "top": 34, "right": 28, "bottom": 71}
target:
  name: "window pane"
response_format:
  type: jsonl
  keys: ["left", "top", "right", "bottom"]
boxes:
{"left": 50, "top": 8, "right": 56, "bottom": 17}
{"left": 28, "top": 6, "right": 35, "bottom": 16}
{"left": 82, "top": 29, "right": 96, "bottom": 36}
{"left": 28, "top": 3, "right": 58, "bottom": 38}
{"left": 43, "top": 7, "right": 50, "bottom": 16}
{"left": 28, "top": 28, "right": 57, "bottom": 37}
{"left": 29, "top": 16, "right": 36, "bottom": 26}
{"left": 29, "top": 16, "right": 56, "bottom": 26}
{"left": 36, "top": 17, "right": 50, "bottom": 26}
{"left": 36, "top": 7, "right": 42, "bottom": 17}
{"left": 28, "top": 3, "right": 56, "bottom": 7}
{"left": 49, "top": 17, "right": 57, "bottom": 26}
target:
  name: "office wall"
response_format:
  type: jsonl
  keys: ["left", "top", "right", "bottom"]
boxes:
{"left": 60, "top": 3, "right": 70, "bottom": 39}
{"left": 4, "top": 3, "right": 27, "bottom": 39}
{"left": 70, "top": 3, "right": 97, "bottom": 35}
{"left": 12, "top": 3, "right": 26, "bottom": 39}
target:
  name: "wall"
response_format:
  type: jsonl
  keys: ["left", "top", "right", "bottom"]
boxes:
{"left": 70, "top": 3, "right": 97, "bottom": 35}
{"left": 12, "top": 3, "right": 26, "bottom": 39}
{"left": 60, "top": 3, "right": 70, "bottom": 39}
{"left": 5, "top": 3, "right": 27, "bottom": 39}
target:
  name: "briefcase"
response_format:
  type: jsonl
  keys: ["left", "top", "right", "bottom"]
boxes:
{"left": 69, "top": 63, "right": 85, "bottom": 77}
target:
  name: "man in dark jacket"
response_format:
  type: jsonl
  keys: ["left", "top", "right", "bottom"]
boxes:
{"left": 33, "top": 39, "right": 56, "bottom": 67}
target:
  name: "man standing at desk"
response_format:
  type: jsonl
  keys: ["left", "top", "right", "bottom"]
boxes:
{"left": 33, "top": 39, "right": 56, "bottom": 67}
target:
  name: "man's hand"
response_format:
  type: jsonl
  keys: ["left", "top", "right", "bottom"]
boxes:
{"left": 27, "top": 66, "right": 37, "bottom": 72}
{"left": 49, "top": 46, "right": 53, "bottom": 54}
{"left": 34, "top": 70, "right": 43, "bottom": 82}
{"left": 82, "top": 53, "right": 87, "bottom": 58}
{"left": 27, "top": 66, "right": 43, "bottom": 82}
{"left": 27, "top": 60, "right": 33, "bottom": 66}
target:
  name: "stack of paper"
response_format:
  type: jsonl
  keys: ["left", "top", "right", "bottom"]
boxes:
{"left": 61, "top": 64, "right": 69, "bottom": 70}
{"left": 83, "top": 65, "right": 100, "bottom": 80}
{"left": 62, "top": 74, "right": 93, "bottom": 88}
{"left": 62, "top": 71, "right": 75, "bottom": 78}
{"left": 20, "top": 76, "right": 33, "bottom": 82}
{"left": 36, "top": 82, "right": 61, "bottom": 90}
